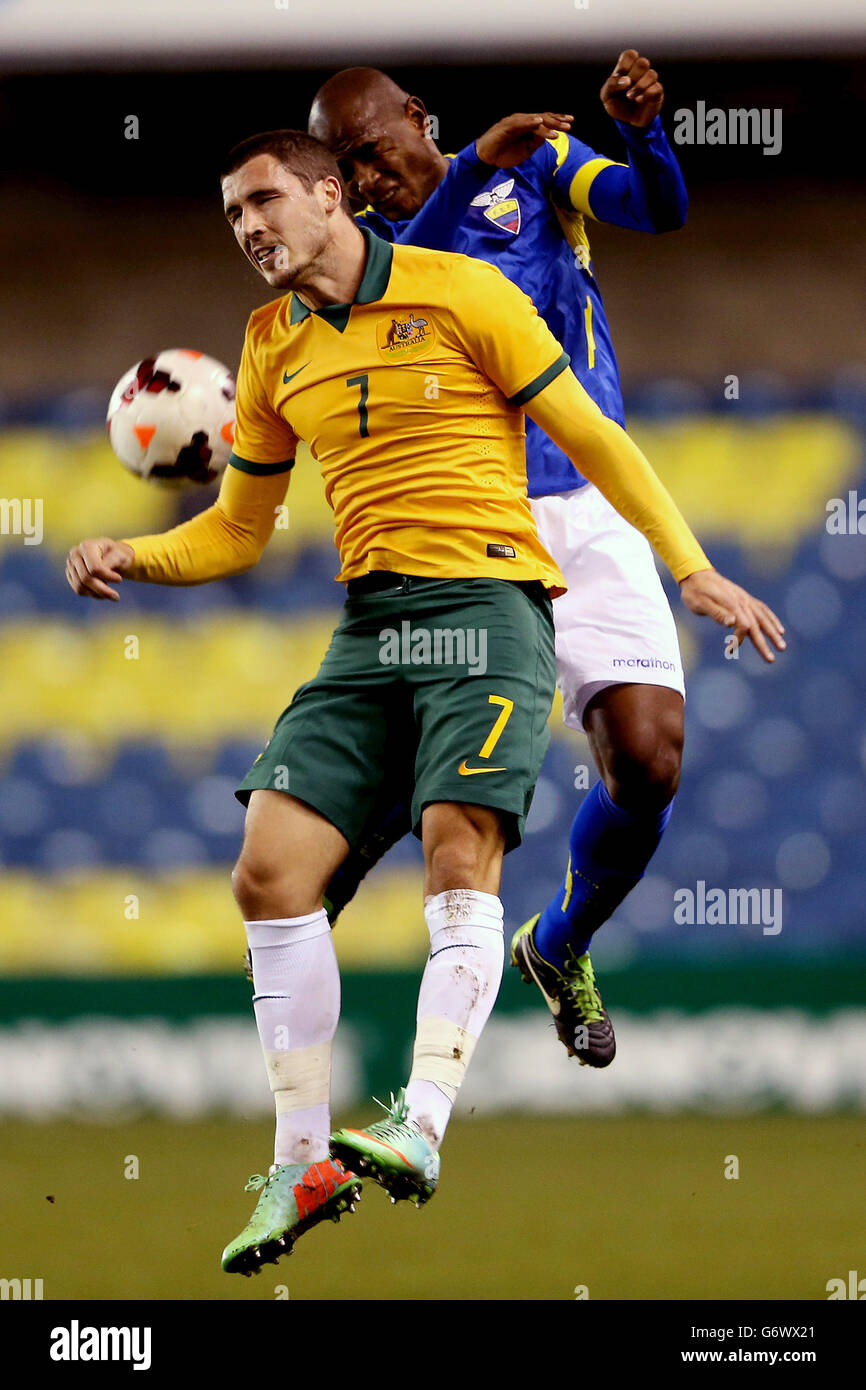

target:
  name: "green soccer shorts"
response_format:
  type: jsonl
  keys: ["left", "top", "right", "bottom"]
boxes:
{"left": 235, "top": 575, "right": 556, "bottom": 852}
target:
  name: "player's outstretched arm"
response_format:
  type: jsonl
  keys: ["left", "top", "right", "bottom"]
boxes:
{"left": 524, "top": 366, "right": 704, "bottom": 580}
{"left": 523, "top": 369, "right": 786, "bottom": 662}
{"left": 587, "top": 49, "right": 687, "bottom": 231}
{"left": 474, "top": 112, "right": 574, "bottom": 168}
{"left": 600, "top": 49, "right": 664, "bottom": 127}
{"left": 394, "top": 112, "right": 574, "bottom": 252}
{"left": 65, "top": 464, "right": 291, "bottom": 598}
{"left": 464, "top": 68, "right": 685, "bottom": 233}
{"left": 449, "top": 257, "right": 782, "bottom": 661}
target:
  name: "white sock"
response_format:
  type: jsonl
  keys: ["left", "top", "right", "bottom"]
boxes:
{"left": 404, "top": 889, "right": 504, "bottom": 1148}
{"left": 244, "top": 909, "right": 339, "bottom": 1168}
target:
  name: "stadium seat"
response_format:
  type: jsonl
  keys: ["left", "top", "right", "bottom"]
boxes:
{"left": 2, "top": 398, "right": 865, "bottom": 963}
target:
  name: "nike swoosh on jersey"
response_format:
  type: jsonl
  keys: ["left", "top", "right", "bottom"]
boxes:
{"left": 458, "top": 760, "right": 507, "bottom": 775}
{"left": 283, "top": 363, "right": 310, "bottom": 384}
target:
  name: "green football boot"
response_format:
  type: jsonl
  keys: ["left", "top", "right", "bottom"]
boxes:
{"left": 221, "top": 1156, "right": 362, "bottom": 1275}
{"left": 511, "top": 914, "right": 616, "bottom": 1068}
{"left": 330, "top": 1089, "right": 440, "bottom": 1206}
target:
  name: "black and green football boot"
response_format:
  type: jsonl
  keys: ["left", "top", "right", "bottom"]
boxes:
{"left": 511, "top": 914, "right": 616, "bottom": 1067}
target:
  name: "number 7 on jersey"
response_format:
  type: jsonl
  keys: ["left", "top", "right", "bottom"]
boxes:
{"left": 346, "top": 374, "right": 370, "bottom": 437}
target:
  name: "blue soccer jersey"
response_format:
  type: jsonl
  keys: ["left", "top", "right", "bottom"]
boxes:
{"left": 359, "top": 118, "right": 687, "bottom": 497}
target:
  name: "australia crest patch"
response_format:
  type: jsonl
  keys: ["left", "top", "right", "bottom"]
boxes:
{"left": 376, "top": 312, "right": 434, "bottom": 359}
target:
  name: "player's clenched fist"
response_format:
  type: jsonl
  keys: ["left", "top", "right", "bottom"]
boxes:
{"left": 475, "top": 112, "right": 574, "bottom": 169}
{"left": 600, "top": 50, "right": 664, "bottom": 127}
{"left": 66, "top": 538, "right": 135, "bottom": 601}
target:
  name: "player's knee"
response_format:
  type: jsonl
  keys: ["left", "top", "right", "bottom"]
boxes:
{"left": 603, "top": 722, "right": 683, "bottom": 813}
{"left": 426, "top": 839, "right": 480, "bottom": 890}
{"left": 423, "top": 803, "right": 505, "bottom": 891}
{"left": 231, "top": 856, "right": 272, "bottom": 919}
{"left": 231, "top": 852, "right": 319, "bottom": 920}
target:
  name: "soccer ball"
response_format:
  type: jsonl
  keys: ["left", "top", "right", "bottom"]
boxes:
{"left": 107, "top": 349, "right": 236, "bottom": 487}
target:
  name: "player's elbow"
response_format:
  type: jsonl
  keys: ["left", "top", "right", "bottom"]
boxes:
{"left": 653, "top": 212, "right": 687, "bottom": 234}
{"left": 649, "top": 193, "right": 688, "bottom": 233}
{"left": 228, "top": 540, "right": 267, "bottom": 577}
{"left": 214, "top": 513, "right": 271, "bottom": 576}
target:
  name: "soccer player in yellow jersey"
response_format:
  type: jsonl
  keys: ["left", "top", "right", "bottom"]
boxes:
{"left": 66, "top": 130, "right": 784, "bottom": 1273}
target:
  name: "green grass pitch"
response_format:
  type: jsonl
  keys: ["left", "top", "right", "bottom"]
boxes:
{"left": 1, "top": 1114, "right": 861, "bottom": 1300}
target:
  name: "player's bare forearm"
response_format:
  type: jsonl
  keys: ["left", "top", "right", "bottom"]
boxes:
{"left": 475, "top": 112, "right": 574, "bottom": 169}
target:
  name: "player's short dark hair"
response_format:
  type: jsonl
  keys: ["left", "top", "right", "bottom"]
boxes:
{"left": 219, "top": 129, "right": 346, "bottom": 196}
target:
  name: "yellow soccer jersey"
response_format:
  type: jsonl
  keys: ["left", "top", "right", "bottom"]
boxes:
{"left": 231, "top": 225, "right": 568, "bottom": 593}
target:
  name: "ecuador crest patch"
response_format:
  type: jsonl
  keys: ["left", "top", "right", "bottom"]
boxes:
{"left": 471, "top": 178, "right": 522, "bottom": 236}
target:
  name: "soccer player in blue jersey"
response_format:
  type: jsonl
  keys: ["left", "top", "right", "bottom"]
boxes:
{"left": 308, "top": 58, "right": 785, "bottom": 1071}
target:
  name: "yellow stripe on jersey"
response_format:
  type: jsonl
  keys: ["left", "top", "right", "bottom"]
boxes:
{"left": 568, "top": 155, "right": 623, "bottom": 219}
{"left": 547, "top": 130, "right": 571, "bottom": 172}
{"left": 553, "top": 205, "right": 592, "bottom": 268}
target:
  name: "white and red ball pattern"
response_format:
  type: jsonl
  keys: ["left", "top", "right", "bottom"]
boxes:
{"left": 106, "top": 349, "right": 236, "bottom": 488}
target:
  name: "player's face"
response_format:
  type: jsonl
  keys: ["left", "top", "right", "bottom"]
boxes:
{"left": 222, "top": 155, "right": 334, "bottom": 288}
{"left": 332, "top": 114, "right": 438, "bottom": 220}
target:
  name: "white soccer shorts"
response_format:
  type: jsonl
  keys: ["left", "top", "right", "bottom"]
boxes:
{"left": 530, "top": 483, "right": 686, "bottom": 731}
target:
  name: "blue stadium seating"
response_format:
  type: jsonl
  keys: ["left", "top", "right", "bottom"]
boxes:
{"left": 3, "top": 386, "right": 865, "bottom": 955}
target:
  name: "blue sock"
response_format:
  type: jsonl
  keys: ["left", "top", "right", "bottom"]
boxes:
{"left": 533, "top": 781, "right": 674, "bottom": 969}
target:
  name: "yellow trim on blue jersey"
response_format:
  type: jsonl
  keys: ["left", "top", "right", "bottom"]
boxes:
{"left": 547, "top": 130, "right": 571, "bottom": 172}
{"left": 568, "top": 156, "right": 622, "bottom": 219}
{"left": 554, "top": 206, "right": 589, "bottom": 266}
